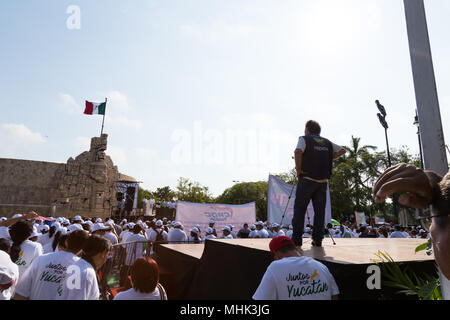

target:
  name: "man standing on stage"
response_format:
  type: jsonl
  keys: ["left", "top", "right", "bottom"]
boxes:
{"left": 293, "top": 120, "right": 346, "bottom": 247}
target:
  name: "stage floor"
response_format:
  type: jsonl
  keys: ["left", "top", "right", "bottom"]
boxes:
{"left": 161, "top": 238, "right": 434, "bottom": 265}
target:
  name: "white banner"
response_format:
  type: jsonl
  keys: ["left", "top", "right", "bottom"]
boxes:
{"left": 267, "top": 175, "right": 332, "bottom": 228}
{"left": 175, "top": 201, "right": 256, "bottom": 237}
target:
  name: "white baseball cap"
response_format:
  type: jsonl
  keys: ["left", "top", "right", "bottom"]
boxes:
{"left": 95, "top": 218, "right": 103, "bottom": 223}
{"left": 0, "top": 217, "right": 7, "bottom": 222}
{"left": 190, "top": 227, "right": 199, "bottom": 235}
{"left": 29, "top": 226, "right": 41, "bottom": 239}
{"left": 12, "top": 214, "right": 22, "bottom": 219}
{"left": 56, "top": 227, "right": 67, "bottom": 235}
{"left": 250, "top": 224, "right": 256, "bottom": 230}
{"left": 209, "top": 220, "right": 215, "bottom": 225}
{"left": 92, "top": 223, "right": 109, "bottom": 233}
{"left": 156, "top": 220, "right": 163, "bottom": 227}
{"left": 38, "top": 225, "right": 50, "bottom": 233}
{"left": 51, "top": 221, "right": 61, "bottom": 228}
{"left": 173, "top": 222, "right": 182, "bottom": 228}
{"left": 67, "top": 224, "right": 83, "bottom": 233}
{"left": 255, "top": 221, "right": 264, "bottom": 226}
{"left": 223, "top": 226, "right": 231, "bottom": 232}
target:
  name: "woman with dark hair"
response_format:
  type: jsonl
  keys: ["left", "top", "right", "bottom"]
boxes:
{"left": 56, "top": 234, "right": 111, "bottom": 300}
{"left": 114, "top": 257, "right": 167, "bottom": 300}
{"left": 38, "top": 223, "right": 58, "bottom": 247}
{"left": 9, "top": 220, "right": 43, "bottom": 277}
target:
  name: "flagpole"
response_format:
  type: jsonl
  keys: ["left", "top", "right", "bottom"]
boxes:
{"left": 100, "top": 97, "right": 107, "bottom": 136}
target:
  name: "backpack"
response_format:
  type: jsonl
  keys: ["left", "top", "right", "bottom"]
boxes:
{"left": 155, "top": 229, "right": 165, "bottom": 243}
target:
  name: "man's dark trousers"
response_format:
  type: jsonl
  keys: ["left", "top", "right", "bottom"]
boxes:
{"left": 292, "top": 177, "right": 328, "bottom": 245}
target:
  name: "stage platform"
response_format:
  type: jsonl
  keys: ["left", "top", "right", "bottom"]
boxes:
{"left": 156, "top": 238, "right": 435, "bottom": 300}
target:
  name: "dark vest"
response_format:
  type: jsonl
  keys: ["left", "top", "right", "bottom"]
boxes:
{"left": 300, "top": 135, "right": 334, "bottom": 180}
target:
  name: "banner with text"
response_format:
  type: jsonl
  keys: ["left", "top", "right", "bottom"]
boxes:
{"left": 175, "top": 201, "right": 256, "bottom": 237}
{"left": 267, "top": 175, "right": 332, "bottom": 227}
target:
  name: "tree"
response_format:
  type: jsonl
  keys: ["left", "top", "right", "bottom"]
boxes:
{"left": 176, "top": 177, "right": 213, "bottom": 203}
{"left": 137, "top": 187, "right": 153, "bottom": 209}
{"left": 153, "top": 186, "right": 176, "bottom": 202}
{"left": 215, "top": 181, "right": 268, "bottom": 221}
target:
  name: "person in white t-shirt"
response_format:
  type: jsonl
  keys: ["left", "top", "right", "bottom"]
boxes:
{"left": 389, "top": 225, "right": 408, "bottom": 238}
{"left": 0, "top": 243, "right": 19, "bottom": 300}
{"left": 114, "top": 257, "right": 167, "bottom": 300}
{"left": 57, "top": 234, "right": 111, "bottom": 300}
{"left": 147, "top": 220, "right": 168, "bottom": 243}
{"left": 248, "top": 225, "right": 257, "bottom": 238}
{"left": 120, "top": 224, "right": 133, "bottom": 243}
{"left": 285, "top": 225, "right": 293, "bottom": 239}
{"left": 188, "top": 227, "right": 202, "bottom": 243}
{"left": 221, "top": 226, "right": 234, "bottom": 239}
{"left": 204, "top": 227, "right": 217, "bottom": 240}
{"left": 255, "top": 222, "right": 269, "bottom": 238}
{"left": 302, "top": 227, "right": 313, "bottom": 238}
{"left": 38, "top": 223, "right": 59, "bottom": 247}
{"left": 253, "top": 236, "right": 339, "bottom": 300}
{"left": 272, "top": 224, "right": 285, "bottom": 237}
{"left": 14, "top": 230, "right": 89, "bottom": 300}
{"left": 9, "top": 220, "right": 43, "bottom": 278}
{"left": 124, "top": 225, "right": 147, "bottom": 267}
{"left": 167, "top": 222, "right": 187, "bottom": 243}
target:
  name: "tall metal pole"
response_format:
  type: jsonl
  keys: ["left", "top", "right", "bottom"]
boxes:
{"left": 414, "top": 110, "right": 424, "bottom": 169}
{"left": 384, "top": 128, "right": 392, "bottom": 167}
{"left": 100, "top": 97, "right": 107, "bottom": 136}
{"left": 403, "top": 0, "right": 449, "bottom": 299}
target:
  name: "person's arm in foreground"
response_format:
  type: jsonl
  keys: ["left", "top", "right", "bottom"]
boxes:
{"left": 0, "top": 212, "right": 38, "bottom": 227}
{"left": 373, "top": 163, "right": 450, "bottom": 279}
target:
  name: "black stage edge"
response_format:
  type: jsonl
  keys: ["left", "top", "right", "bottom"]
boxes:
{"left": 156, "top": 239, "right": 436, "bottom": 300}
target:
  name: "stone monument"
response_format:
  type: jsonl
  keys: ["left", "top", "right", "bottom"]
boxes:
{"left": 0, "top": 134, "right": 124, "bottom": 219}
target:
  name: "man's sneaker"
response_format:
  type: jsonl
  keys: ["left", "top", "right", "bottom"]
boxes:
{"left": 311, "top": 240, "right": 322, "bottom": 247}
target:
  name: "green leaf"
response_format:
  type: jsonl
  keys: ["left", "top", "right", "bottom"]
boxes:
{"left": 415, "top": 239, "right": 432, "bottom": 253}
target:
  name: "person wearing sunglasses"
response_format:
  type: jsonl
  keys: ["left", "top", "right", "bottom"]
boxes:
{"left": 373, "top": 163, "right": 450, "bottom": 279}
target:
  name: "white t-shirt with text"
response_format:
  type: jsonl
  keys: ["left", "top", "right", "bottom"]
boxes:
{"left": 56, "top": 258, "right": 99, "bottom": 300}
{"left": 15, "top": 250, "right": 80, "bottom": 300}
{"left": 15, "top": 240, "right": 43, "bottom": 277}
{"left": 253, "top": 256, "right": 339, "bottom": 300}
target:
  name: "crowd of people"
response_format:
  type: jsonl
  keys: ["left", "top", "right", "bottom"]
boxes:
{"left": 0, "top": 210, "right": 432, "bottom": 301}
{"left": 0, "top": 213, "right": 168, "bottom": 300}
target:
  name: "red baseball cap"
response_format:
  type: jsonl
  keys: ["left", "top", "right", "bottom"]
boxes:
{"left": 269, "top": 236, "right": 295, "bottom": 254}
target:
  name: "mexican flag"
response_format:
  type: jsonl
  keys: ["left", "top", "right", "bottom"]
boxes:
{"left": 84, "top": 101, "right": 106, "bottom": 115}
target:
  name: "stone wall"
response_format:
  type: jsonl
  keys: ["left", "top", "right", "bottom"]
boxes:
{"left": 0, "top": 159, "right": 65, "bottom": 216}
{"left": 0, "top": 134, "right": 121, "bottom": 219}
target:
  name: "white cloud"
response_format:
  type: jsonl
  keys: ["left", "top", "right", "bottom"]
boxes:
{"left": 107, "top": 145, "right": 128, "bottom": 166}
{"left": 0, "top": 123, "right": 46, "bottom": 144}
{"left": 0, "top": 123, "right": 46, "bottom": 158}
{"left": 59, "top": 93, "right": 82, "bottom": 114}
{"left": 97, "top": 90, "right": 143, "bottom": 130}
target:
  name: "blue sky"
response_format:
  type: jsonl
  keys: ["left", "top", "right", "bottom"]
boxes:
{"left": 0, "top": 0, "right": 449, "bottom": 196}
